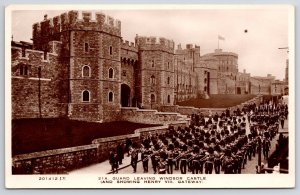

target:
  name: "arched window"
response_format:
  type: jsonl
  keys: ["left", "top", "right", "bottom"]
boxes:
{"left": 167, "top": 62, "right": 170, "bottom": 69}
{"left": 151, "top": 75, "right": 155, "bottom": 85}
{"left": 204, "top": 86, "right": 207, "bottom": 92}
{"left": 82, "top": 90, "right": 90, "bottom": 102}
{"left": 108, "top": 68, "right": 114, "bottom": 79}
{"left": 204, "top": 78, "right": 207, "bottom": 83}
{"left": 108, "top": 92, "right": 113, "bottom": 102}
{"left": 167, "top": 77, "right": 170, "bottom": 85}
{"left": 167, "top": 95, "right": 171, "bottom": 103}
{"left": 82, "top": 65, "right": 90, "bottom": 77}
{"left": 151, "top": 60, "right": 155, "bottom": 67}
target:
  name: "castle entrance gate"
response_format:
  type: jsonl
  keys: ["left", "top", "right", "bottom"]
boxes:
{"left": 121, "top": 84, "right": 131, "bottom": 107}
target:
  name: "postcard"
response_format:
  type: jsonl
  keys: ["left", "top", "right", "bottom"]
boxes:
{"left": 5, "top": 4, "right": 295, "bottom": 188}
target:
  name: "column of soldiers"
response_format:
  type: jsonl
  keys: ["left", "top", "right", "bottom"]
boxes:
{"left": 124, "top": 101, "right": 288, "bottom": 174}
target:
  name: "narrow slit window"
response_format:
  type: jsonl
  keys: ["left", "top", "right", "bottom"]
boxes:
{"left": 109, "top": 46, "right": 113, "bottom": 55}
{"left": 109, "top": 68, "right": 114, "bottom": 79}
{"left": 108, "top": 92, "right": 113, "bottom": 102}
{"left": 85, "top": 42, "right": 89, "bottom": 52}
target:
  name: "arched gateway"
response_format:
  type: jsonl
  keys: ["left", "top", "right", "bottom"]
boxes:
{"left": 121, "top": 84, "right": 131, "bottom": 107}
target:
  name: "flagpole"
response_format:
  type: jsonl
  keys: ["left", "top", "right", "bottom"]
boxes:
{"left": 218, "top": 37, "right": 219, "bottom": 49}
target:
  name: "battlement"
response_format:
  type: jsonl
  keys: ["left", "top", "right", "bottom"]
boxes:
{"left": 32, "top": 10, "right": 121, "bottom": 49}
{"left": 135, "top": 35, "right": 174, "bottom": 52}
{"left": 176, "top": 43, "right": 200, "bottom": 51}
{"left": 12, "top": 40, "right": 62, "bottom": 62}
{"left": 121, "top": 40, "right": 138, "bottom": 52}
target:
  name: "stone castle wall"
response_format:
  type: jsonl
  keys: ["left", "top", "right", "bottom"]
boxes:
{"left": 11, "top": 41, "right": 69, "bottom": 119}
{"left": 136, "top": 36, "right": 175, "bottom": 109}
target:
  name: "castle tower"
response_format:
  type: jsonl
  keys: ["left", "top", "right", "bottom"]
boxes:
{"left": 135, "top": 36, "right": 175, "bottom": 109}
{"left": 175, "top": 44, "right": 200, "bottom": 101}
{"left": 32, "top": 11, "right": 122, "bottom": 121}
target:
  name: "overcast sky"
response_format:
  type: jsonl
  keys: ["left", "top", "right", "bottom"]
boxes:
{"left": 11, "top": 7, "right": 291, "bottom": 80}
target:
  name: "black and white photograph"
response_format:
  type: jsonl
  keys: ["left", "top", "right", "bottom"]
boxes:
{"left": 5, "top": 4, "right": 295, "bottom": 188}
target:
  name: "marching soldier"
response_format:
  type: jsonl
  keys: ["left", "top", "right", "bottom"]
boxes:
{"left": 214, "top": 145, "right": 222, "bottom": 174}
{"left": 167, "top": 144, "right": 175, "bottom": 174}
{"left": 151, "top": 144, "right": 160, "bottom": 174}
{"left": 222, "top": 148, "right": 235, "bottom": 174}
{"left": 204, "top": 147, "right": 214, "bottom": 174}
{"left": 262, "top": 137, "right": 271, "bottom": 160}
{"left": 141, "top": 146, "right": 151, "bottom": 173}
{"left": 173, "top": 141, "right": 180, "bottom": 170}
{"left": 179, "top": 145, "right": 188, "bottom": 174}
{"left": 129, "top": 143, "right": 139, "bottom": 173}
{"left": 189, "top": 145, "right": 200, "bottom": 174}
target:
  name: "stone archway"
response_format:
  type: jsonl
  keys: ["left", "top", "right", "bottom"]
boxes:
{"left": 121, "top": 84, "right": 131, "bottom": 107}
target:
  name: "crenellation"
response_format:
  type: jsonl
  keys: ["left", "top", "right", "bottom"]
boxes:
{"left": 106, "top": 15, "right": 114, "bottom": 26}
{"left": 52, "top": 16, "right": 61, "bottom": 34}
{"left": 82, "top": 11, "right": 91, "bottom": 22}
{"left": 68, "top": 10, "right": 79, "bottom": 25}
{"left": 60, "top": 12, "right": 68, "bottom": 31}
{"left": 95, "top": 12, "right": 106, "bottom": 25}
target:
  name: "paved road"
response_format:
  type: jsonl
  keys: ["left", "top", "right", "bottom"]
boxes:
{"left": 70, "top": 119, "right": 288, "bottom": 175}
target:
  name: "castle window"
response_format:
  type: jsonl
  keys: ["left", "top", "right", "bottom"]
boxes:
{"left": 167, "top": 77, "right": 170, "bottom": 85}
{"left": 204, "top": 86, "right": 207, "bottom": 91}
{"left": 122, "top": 70, "right": 126, "bottom": 76}
{"left": 151, "top": 94, "right": 155, "bottom": 103}
{"left": 204, "top": 78, "right": 207, "bottom": 83}
{"left": 108, "top": 92, "right": 114, "bottom": 102}
{"left": 109, "top": 46, "right": 113, "bottom": 55}
{"left": 151, "top": 75, "right": 155, "bottom": 85}
{"left": 108, "top": 68, "right": 114, "bottom": 79}
{"left": 167, "top": 95, "right": 171, "bottom": 103}
{"left": 82, "top": 65, "right": 91, "bottom": 77}
{"left": 167, "top": 62, "right": 170, "bottom": 69}
{"left": 38, "top": 66, "right": 41, "bottom": 78}
{"left": 19, "top": 64, "right": 28, "bottom": 76}
{"left": 84, "top": 42, "right": 89, "bottom": 53}
{"left": 227, "top": 66, "right": 229, "bottom": 71}
{"left": 82, "top": 90, "right": 90, "bottom": 102}
{"left": 44, "top": 51, "right": 47, "bottom": 60}
{"left": 152, "top": 60, "right": 155, "bottom": 67}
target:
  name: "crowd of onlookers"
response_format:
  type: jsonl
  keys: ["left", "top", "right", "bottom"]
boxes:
{"left": 109, "top": 99, "right": 288, "bottom": 174}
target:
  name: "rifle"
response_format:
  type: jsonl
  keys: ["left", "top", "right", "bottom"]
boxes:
{"left": 173, "top": 149, "right": 192, "bottom": 162}
{"left": 187, "top": 153, "right": 205, "bottom": 162}
{"left": 142, "top": 150, "right": 159, "bottom": 162}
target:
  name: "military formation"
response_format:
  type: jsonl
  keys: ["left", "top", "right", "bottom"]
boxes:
{"left": 110, "top": 99, "right": 288, "bottom": 174}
